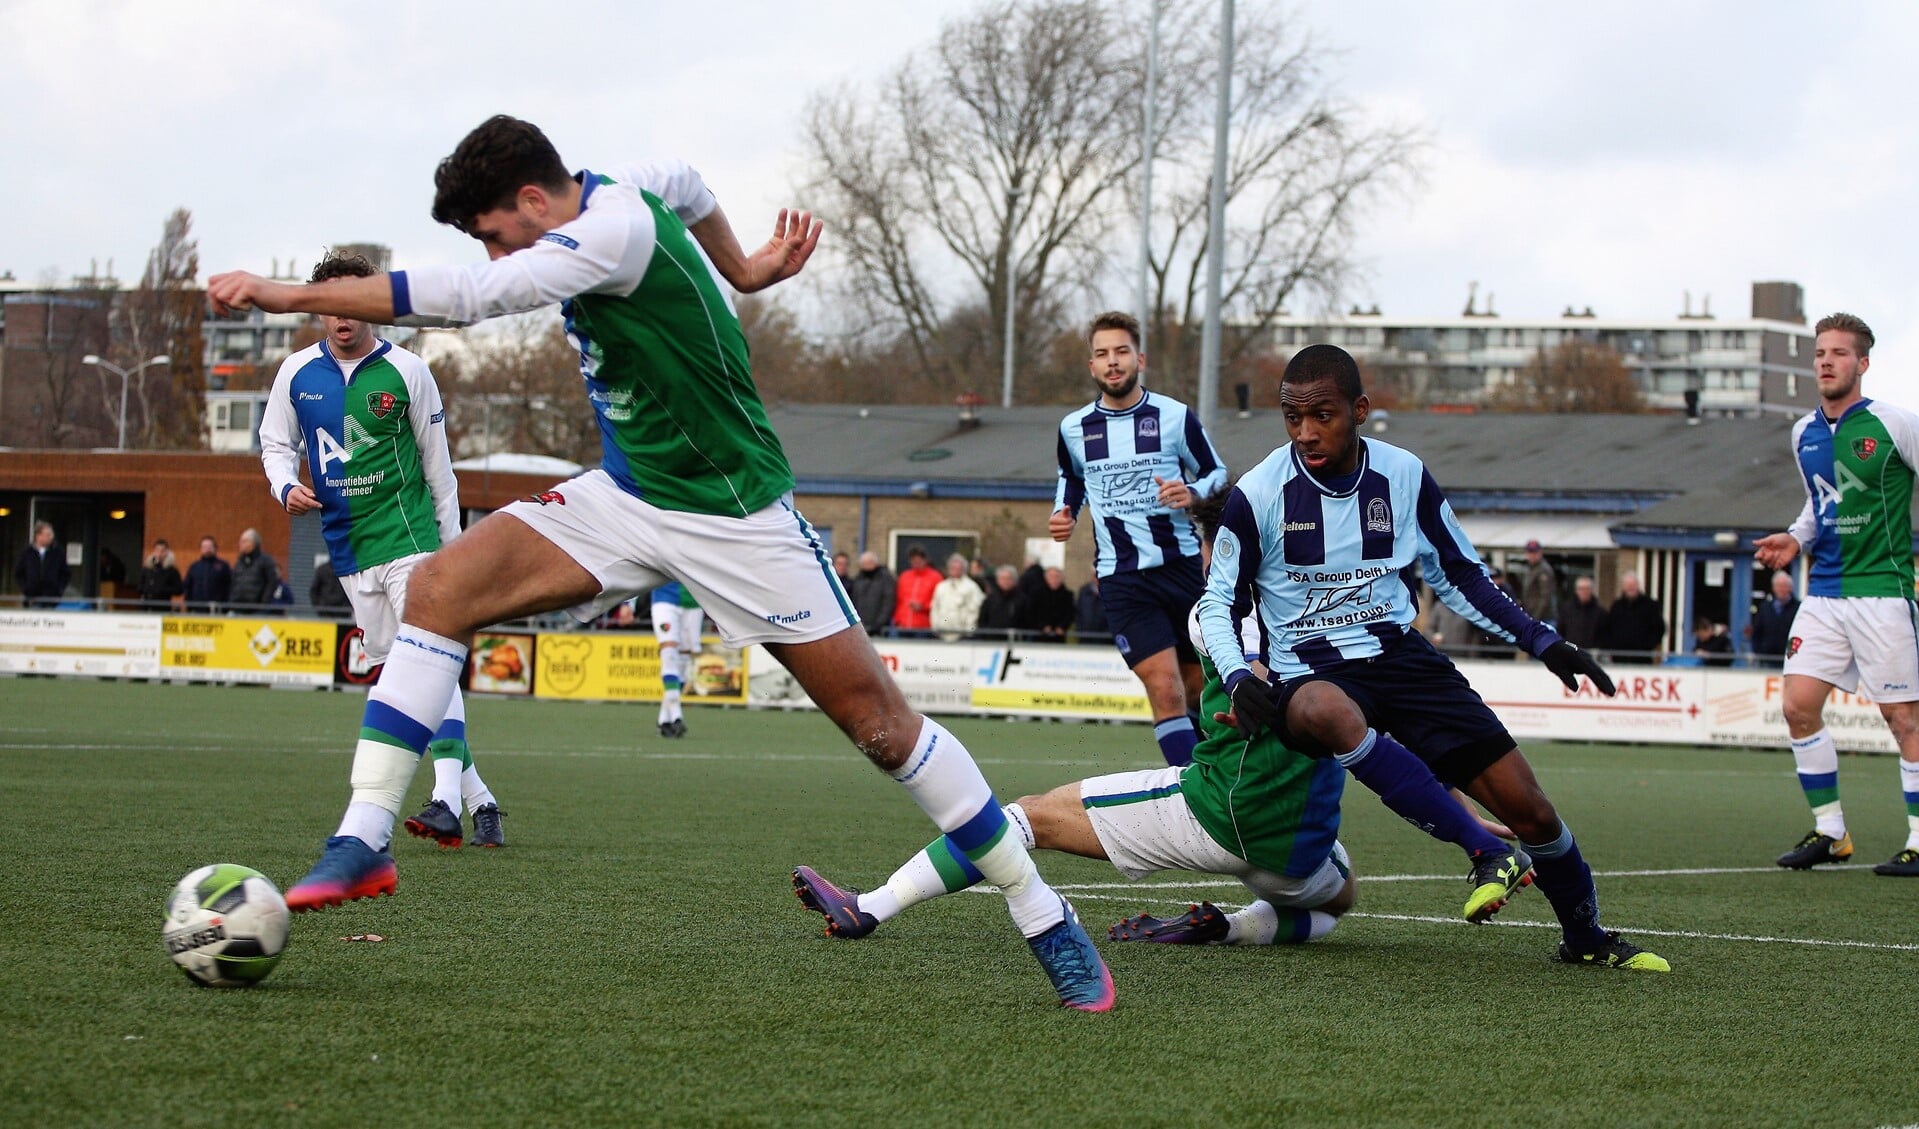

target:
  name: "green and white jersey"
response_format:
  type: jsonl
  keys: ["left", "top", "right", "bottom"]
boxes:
{"left": 260, "top": 340, "right": 461, "bottom": 576}
{"left": 1181, "top": 610, "right": 1346, "bottom": 878}
{"left": 391, "top": 161, "right": 792, "bottom": 518}
{"left": 1788, "top": 398, "right": 1919, "bottom": 599}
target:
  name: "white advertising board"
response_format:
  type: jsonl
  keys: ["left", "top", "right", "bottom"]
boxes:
{"left": 0, "top": 611, "right": 161, "bottom": 677}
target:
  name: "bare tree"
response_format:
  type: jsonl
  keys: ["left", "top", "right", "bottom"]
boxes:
{"left": 1488, "top": 339, "right": 1647, "bottom": 414}
{"left": 114, "top": 208, "right": 208, "bottom": 448}
{"left": 1139, "top": 6, "right": 1422, "bottom": 404}
{"left": 439, "top": 313, "right": 600, "bottom": 465}
{"left": 798, "top": 0, "right": 1420, "bottom": 407}
{"left": 800, "top": 0, "right": 1140, "bottom": 398}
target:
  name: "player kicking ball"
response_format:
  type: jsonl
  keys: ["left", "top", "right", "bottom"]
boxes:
{"left": 212, "top": 116, "right": 1111, "bottom": 1010}
{"left": 259, "top": 252, "right": 504, "bottom": 907}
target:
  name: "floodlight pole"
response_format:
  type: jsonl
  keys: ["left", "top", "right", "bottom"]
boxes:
{"left": 1196, "top": 0, "right": 1233, "bottom": 431}
{"left": 82, "top": 353, "right": 171, "bottom": 449}
{"left": 1001, "top": 185, "right": 1024, "bottom": 409}
{"left": 1138, "top": 0, "right": 1161, "bottom": 356}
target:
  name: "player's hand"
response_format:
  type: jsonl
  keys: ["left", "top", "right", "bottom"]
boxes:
{"left": 735, "top": 209, "right": 822, "bottom": 292}
{"left": 1048, "top": 508, "right": 1076, "bottom": 542}
{"left": 1225, "top": 671, "right": 1282, "bottom": 739}
{"left": 1155, "top": 476, "right": 1193, "bottom": 509}
{"left": 1752, "top": 532, "right": 1801, "bottom": 571}
{"left": 208, "top": 271, "right": 296, "bottom": 316}
{"left": 1452, "top": 788, "right": 1515, "bottom": 839}
{"left": 1541, "top": 640, "right": 1614, "bottom": 696}
{"left": 282, "top": 484, "right": 320, "bottom": 515}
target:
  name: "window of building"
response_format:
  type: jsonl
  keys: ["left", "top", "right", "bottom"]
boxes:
{"left": 1788, "top": 335, "right": 1799, "bottom": 358}
{"left": 888, "top": 529, "right": 979, "bottom": 573}
{"left": 1724, "top": 331, "right": 1744, "bottom": 350}
{"left": 1344, "top": 327, "right": 1366, "bottom": 346}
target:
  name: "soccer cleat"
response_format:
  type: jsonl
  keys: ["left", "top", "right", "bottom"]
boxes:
{"left": 1464, "top": 846, "right": 1535, "bottom": 923}
{"left": 404, "top": 799, "right": 463, "bottom": 849}
{"left": 285, "top": 836, "right": 397, "bottom": 912}
{"left": 1556, "top": 930, "right": 1670, "bottom": 973}
{"left": 791, "top": 865, "right": 879, "bottom": 939}
{"left": 470, "top": 803, "right": 506, "bottom": 849}
{"left": 658, "top": 718, "right": 687, "bottom": 739}
{"left": 1028, "top": 897, "right": 1116, "bottom": 1012}
{"left": 1776, "top": 830, "right": 1852, "bottom": 869}
{"left": 1109, "top": 902, "right": 1228, "bottom": 944}
{"left": 1873, "top": 847, "right": 1919, "bottom": 876}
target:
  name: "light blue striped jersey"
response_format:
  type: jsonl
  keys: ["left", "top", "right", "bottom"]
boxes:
{"left": 1198, "top": 438, "right": 1559, "bottom": 683}
{"left": 1053, "top": 390, "right": 1228, "bottom": 577}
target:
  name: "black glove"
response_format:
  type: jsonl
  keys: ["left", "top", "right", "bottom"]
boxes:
{"left": 1540, "top": 640, "right": 1615, "bottom": 696}
{"left": 1226, "top": 671, "right": 1284, "bottom": 739}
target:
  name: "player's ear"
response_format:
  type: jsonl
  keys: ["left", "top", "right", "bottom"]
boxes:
{"left": 1352, "top": 393, "right": 1371, "bottom": 426}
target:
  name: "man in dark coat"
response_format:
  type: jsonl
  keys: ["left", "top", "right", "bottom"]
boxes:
{"left": 14, "top": 522, "right": 70, "bottom": 607}
{"left": 229, "top": 528, "right": 281, "bottom": 612}
{"left": 138, "top": 539, "right": 184, "bottom": 610}
{"left": 1749, "top": 570, "right": 1800, "bottom": 665}
{"left": 846, "top": 551, "right": 896, "bottom": 637}
{"left": 1603, "top": 571, "right": 1665, "bottom": 664}
{"left": 1020, "top": 566, "right": 1077, "bottom": 643}
{"left": 1558, "top": 576, "right": 1607, "bottom": 651}
{"left": 978, "top": 565, "right": 1025, "bottom": 639}
{"left": 182, "top": 535, "right": 232, "bottom": 612}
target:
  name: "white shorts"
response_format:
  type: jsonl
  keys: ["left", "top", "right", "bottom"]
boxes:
{"left": 650, "top": 603, "right": 705, "bottom": 654}
{"left": 500, "top": 469, "right": 855, "bottom": 648}
{"left": 1782, "top": 595, "right": 1919, "bottom": 702}
{"left": 1079, "top": 767, "right": 1350, "bottom": 909}
{"left": 344, "top": 552, "right": 430, "bottom": 664}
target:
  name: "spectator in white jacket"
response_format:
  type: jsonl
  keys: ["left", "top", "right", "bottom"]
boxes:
{"left": 930, "top": 553, "right": 986, "bottom": 641}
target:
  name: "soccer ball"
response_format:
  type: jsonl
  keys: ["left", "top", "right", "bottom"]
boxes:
{"left": 162, "top": 864, "right": 290, "bottom": 988}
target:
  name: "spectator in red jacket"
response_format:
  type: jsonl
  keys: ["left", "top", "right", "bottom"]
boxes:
{"left": 893, "top": 545, "right": 942, "bottom": 636}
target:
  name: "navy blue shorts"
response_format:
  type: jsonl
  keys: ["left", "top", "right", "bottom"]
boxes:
{"left": 1273, "top": 630, "right": 1515, "bottom": 788}
{"left": 1098, "top": 558, "right": 1202, "bottom": 669}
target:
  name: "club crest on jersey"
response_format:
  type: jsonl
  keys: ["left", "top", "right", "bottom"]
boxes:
{"left": 1136, "top": 415, "right": 1159, "bottom": 439}
{"left": 1365, "top": 496, "right": 1392, "bottom": 534}
{"left": 365, "top": 391, "right": 397, "bottom": 419}
{"left": 1787, "top": 636, "right": 1802, "bottom": 658}
{"left": 1852, "top": 437, "right": 1877, "bottom": 460}
{"left": 521, "top": 490, "right": 566, "bottom": 506}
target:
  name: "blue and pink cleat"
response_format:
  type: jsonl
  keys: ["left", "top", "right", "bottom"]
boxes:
{"left": 1027, "top": 896, "right": 1115, "bottom": 1012}
{"left": 791, "top": 866, "right": 880, "bottom": 939}
{"left": 286, "top": 835, "right": 398, "bottom": 912}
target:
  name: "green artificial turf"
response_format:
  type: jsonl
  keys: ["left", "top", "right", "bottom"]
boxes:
{"left": 2, "top": 678, "right": 1916, "bottom": 1127}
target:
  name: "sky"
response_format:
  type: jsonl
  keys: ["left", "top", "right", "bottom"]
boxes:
{"left": 4, "top": 0, "right": 1915, "bottom": 399}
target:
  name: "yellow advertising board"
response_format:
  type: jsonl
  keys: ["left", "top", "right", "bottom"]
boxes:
{"left": 160, "top": 616, "right": 336, "bottom": 686}
{"left": 533, "top": 633, "right": 747, "bottom": 703}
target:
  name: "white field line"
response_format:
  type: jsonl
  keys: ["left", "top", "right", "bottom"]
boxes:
{"left": 0, "top": 740, "right": 1103, "bottom": 768}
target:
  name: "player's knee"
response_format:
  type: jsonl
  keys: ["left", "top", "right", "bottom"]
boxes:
{"left": 1506, "top": 797, "right": 1561, "bottom": 845}
{"left": 1286, "top": 683, "right": 1364, "bottom": 745}
{"left": 842, "top": 706, "right": 918, "bottom": 771}
{"left": 1781, "top": 697, "right": 1823, "bottom": 733}
{"left": 1325, "top": 877, "right": 1358, "bottom": 916}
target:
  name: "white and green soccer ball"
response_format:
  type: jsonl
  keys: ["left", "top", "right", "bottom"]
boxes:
{"left": 162, "top": 864, "right": 290, "bottom": 988}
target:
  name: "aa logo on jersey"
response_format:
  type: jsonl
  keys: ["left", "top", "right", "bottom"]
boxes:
{"left": 1852, "top": 437, "right": 1877, "bottom": 461}
{"left": 366, "top": 391, "right": 397, "bottom": 419}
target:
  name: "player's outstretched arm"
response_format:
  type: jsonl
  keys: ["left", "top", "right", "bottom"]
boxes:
{"left": 208, "top": 271, "right": 396, "bottom": 322}
{"left": 689, "top": 207, "right": 822, "bottom": 293}
{"left": 1752, "top": 531, "right": 1801, "bottom": 571}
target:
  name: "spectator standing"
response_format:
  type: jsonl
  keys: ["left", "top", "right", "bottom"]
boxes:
{"left": 1021, "top": 566, "right": 1077, "bottom": 643}
{"left": 310, "top": 552, "right": 353, "bottom": 619}
{"left": 1749, "top": 570, "right": 1800, "bottom": 665}
{"left": 930, "top": 553, "right": 985, "bottom": 641}
{"left": 1074, "top": 576, "right": 1109, "bottom": 640}
{"left": 138, "top": 540, "right": 184, "bottom": 611}
{"left": 182, "top": 536, "right": 232, "bottom": 612}
{"left": 229, "top": 528, "right": 281, "bottom": 612}
{"left": 847, "top": 551, "right": 895, "bottom": 637}
{"left": 968, "top": 557, "right": 992, "bottom": 595}
{"left": 979, "top": 565, "right": 1024, "bottom": 639}
{"left": 14, "top": 521, "right": 70, "bottom": 607}
{"left": 893, "top": 545, "right": 941, "bottom": 636}
{"left": 1603, "top": 571, "right": 1665, "bottom": 664}
{"left": 1427, "top": 592, "right": 1486, "bottom": 658}
{"left": 1558, "top": 576, "right": 1606, "bottom": 651}
{"left": 832, "top": 551, "right": 851, "bottom": 588}
{"left": 1519, "top": 539, "right": 1558, "bottom": 624}
{"left": 1693, "top": 617, "right": 1734, "bottom": 667}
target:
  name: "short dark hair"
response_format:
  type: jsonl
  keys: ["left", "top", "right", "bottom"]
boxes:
{"left": 310, "top": 251, "right": 376, "bottom": 284}
{"left": 1814, "top": 312, "right": 1874, "bottom": 357}
{"left": 1281, "top": 344, "right": 1364, "bottom": 402}
{"left": 1188, "top": 486, "right": 1233, "bottom": 546}
{"left": 431, "top": 115, "right": 573, "bottom": 234}
{"left": 1086, "top": 311, "right": 1142, "bottom": 350}
{"left": 906, "top": 544, "right": 928, "bottom": 560}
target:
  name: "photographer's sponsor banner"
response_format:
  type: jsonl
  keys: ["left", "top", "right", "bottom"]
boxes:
{"left": 0, "top": 610, "right": 160, "bottom": 677}
{"left": 970, "top": 644, "right": 1152, "bottom": 719}
{"left": 468, "top": 632, "right": 535, "bottom": 696}
{"left": 160, "top": 616, "right": 334, "bottom": 686}
{"left": 1698, "top": 671, "right": 1898, "bottom": 754}
{"left": 746, "top": 639, "right": 975, "bottom": 711}
{"left": 534, "top": 633, "right": 747, "bottom": 703}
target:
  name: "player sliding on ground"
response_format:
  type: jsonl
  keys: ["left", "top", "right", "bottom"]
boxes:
{"left": 1203, "top": 344, "right": 1666, "bottom": 971}
{"left": 209, "top": 115, "right": 1113, "bottom": 1011}
{"left": 260, "top": 251, "right": 506, "bottom": 860}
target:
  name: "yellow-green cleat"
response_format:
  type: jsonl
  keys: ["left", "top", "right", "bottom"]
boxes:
{"left": 1463, "top": 847, "right": 1534, "bottom": 923}
{"left": 1557, "top": 931, "right": 1670, "bottom": 973}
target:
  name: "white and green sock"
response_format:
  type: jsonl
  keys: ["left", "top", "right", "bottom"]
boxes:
{"left": 1900, "top": 758, "right": 1919, "bottom": 851}
{"left": 1223, "top": 901, "right": 1338, "bottom": 945}
{"left": 887, "top": 718, "right": 1063, "bottom": 937}
{"left": 336, "top": 626, "right": 465, "bottom": 849}
{"left": 426, "top": 686, "right": 470, "bottom": 812}
{"left": 1790, "top": 729, "right": 1846, "bottom": 839}
{"left": 657, "top": 642, "right": 682, "bottom": 725}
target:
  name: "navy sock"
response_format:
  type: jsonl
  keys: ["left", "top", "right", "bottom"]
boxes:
{"left": 1338, "top": 730, "right": 1506, "bottom": 857}
{"left": 1525, "top": 821, "right": 1607, "bottom": 952}
{"left": 1154, "top": 716, "right": 1197, "bottom": 768}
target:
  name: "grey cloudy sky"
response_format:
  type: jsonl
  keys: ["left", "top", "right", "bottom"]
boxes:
{"left": 4, "top": 0, "right": 1914, "bottom": 398}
